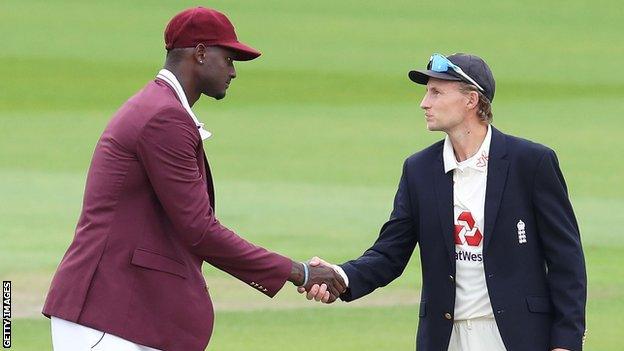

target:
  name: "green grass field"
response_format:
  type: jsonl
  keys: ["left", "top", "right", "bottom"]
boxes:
{"left": 1, "top": 0, "right": 623, "bottom": 350}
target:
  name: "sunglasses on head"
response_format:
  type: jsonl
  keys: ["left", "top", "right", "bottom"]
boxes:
{"left": 428, "top": 53, "right": 484, "bottom": 92}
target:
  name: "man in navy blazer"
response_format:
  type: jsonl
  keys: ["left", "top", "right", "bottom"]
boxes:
{"left": 302, "top": 53, "right": 586, "bottom": 350}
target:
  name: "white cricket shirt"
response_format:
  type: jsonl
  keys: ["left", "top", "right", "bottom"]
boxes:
{"left": 444, "top": 124, "right": 494, "bottom": 320}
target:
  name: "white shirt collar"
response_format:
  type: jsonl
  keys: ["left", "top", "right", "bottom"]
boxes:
{"left": 443, "top": 124, "right": 492, "bottom": 173}
{"left": 156, "top": 69, "right": 212, "bottom": 140}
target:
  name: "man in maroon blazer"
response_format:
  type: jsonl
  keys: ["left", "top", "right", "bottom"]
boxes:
{"left": 43, "top": 7, "right": 345, "bottom": 351}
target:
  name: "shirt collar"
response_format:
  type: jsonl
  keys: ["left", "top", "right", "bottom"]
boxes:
{"left": 443, "top": 124, "right": 492, "bottom": 173}
{"left": 156, "top": 69, "right": 212, "bottom": 140}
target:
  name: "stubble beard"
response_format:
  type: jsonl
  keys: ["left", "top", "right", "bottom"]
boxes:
{"left": 207, "top": 89, "right": 226, "bottom": 100}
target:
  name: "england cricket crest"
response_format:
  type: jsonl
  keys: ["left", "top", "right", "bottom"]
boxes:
{"left": 517, "top": 220, "right": 527, "bottom": 244}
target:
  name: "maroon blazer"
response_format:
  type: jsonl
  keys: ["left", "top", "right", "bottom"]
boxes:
{"left": 43, "top": 79, "right": 292, "bottom": 350}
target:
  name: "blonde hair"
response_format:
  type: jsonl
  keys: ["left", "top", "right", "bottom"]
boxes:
{"left": 458, "top": 82, "right": 493, "bottom": 123}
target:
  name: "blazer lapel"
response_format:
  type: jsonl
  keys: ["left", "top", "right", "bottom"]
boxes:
{"left": 433, "top": 150, "right": 456, "bottom": 267}
{"left": 483, "top": 127, "right": 509, "bottom": 252}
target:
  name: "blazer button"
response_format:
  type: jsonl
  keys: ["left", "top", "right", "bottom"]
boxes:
{"left": 444, "top": 312, "right": 453, "bottom": 320}
{"left": 448, "top": 275, "right": 454, "bottom": 283}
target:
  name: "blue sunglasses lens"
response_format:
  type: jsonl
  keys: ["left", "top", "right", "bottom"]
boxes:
{"left": 430, "top": 54, "right": 452, "bottom": 73}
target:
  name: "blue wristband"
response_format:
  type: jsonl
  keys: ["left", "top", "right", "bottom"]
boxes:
{"left": 300, "top": 262, "right": 309, "bottom": 287}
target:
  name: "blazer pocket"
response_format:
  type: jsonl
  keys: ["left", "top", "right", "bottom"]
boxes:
{"left": 131, "top": 248, "right": 187, "bottom": 279}
{"left": 418, "top": 302, "right": 427, "bottom": 317}
{"left": 525, "top": 296, "right": 552, "bottom": 314}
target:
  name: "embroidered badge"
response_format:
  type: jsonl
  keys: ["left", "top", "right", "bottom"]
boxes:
{"left": 517, "top": 220, "right": 527, "bottom": 244}
{"left": 476, "top": 151, "right": 489, "bottom": 168}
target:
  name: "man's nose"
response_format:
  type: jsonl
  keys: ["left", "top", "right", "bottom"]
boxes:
{"left": 420, "top": 94, "right": 430, "bottom": 110}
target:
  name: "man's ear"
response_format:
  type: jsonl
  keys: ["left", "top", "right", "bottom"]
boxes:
{"left": 466, "top": 90, "right": 479, "bottom": 110}
{"left": 194, "top": 43, "right": 207, "bottom": 64}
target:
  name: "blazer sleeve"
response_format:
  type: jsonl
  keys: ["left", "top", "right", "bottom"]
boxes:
{"left": 136, "top": 109, "right": 291, "bottom": 297}
{"left": 339, "top": 159, "right": 419, "bottom": 301}
{"left": 533, "top": 149, "right": 587, "bottom": 351}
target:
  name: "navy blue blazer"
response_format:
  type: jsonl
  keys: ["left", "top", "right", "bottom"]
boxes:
{"left": 340, "top": 127, "right": 586, "bottom": 351}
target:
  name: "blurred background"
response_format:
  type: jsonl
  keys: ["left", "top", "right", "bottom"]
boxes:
{"left": 1, "top": 0, "right": 623, "bottom": 349}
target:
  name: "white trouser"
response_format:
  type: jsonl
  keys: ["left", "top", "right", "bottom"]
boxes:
{"left": 51, "top": 317, "right": 161, "bottom": 351}
{"left": 448, "top": 316, "right": 507, "bottom": 351}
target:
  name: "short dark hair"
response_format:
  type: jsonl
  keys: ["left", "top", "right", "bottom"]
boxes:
{"left": 165, "top": 47, "right": 190, "bottom": 65}
{"left": 458, "top": 82, "right": 493, "bottom": 123}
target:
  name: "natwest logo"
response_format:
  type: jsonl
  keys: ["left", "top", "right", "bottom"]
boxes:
{"left": 454, "top": 211, "right": 483, "bottom": 247}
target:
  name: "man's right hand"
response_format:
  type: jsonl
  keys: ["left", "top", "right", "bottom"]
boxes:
{"left": 297, "top": 257, "right": 346, "bottom": 303}
{"left": 288, "top": 258, "right": 346, "bottom": 303}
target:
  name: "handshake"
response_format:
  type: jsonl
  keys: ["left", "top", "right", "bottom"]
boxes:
{"left": 292, "top": 257, "right": 346, "bottom": 303}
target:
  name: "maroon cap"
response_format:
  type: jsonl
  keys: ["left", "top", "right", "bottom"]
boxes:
{"left": 164, "top": 7, "right": 261, "bottom": 61}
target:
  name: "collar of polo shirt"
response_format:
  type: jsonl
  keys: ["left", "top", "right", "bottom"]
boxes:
{"left": 156, "top": 69, "right": 212, "bottom": 140}
{"left": 443, "top": 124, "right": 492, "bottom": 173}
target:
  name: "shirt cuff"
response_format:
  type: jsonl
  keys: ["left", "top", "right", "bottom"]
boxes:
{"left": 332, "top": 265, "right": 349, "bottom": 288}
